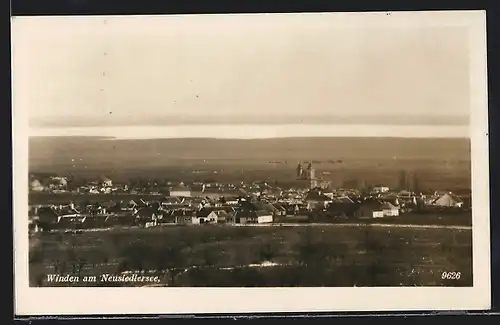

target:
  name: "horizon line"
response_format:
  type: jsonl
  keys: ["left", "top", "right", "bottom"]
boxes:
{"left": 28, "top": 135, "right": 471, "bottom": 140}
{"left": 27, "top": 123, "right": 470, "bottom": 139}
{"left": 28, "top": 114, "right": 470, "bottom": 128}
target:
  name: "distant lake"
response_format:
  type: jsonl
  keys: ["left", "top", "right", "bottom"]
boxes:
{"left": 28, "top": 124, "right": 470, "bottom": 139}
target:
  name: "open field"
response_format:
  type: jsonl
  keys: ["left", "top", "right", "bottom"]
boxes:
{"left": 29, "top": 136, "right": 471, "bottom": 190}
{"left": 29, "top": 224, "right": 473, "bottom": 287}
{"left": 29, "top": 137, "right": 471, "bottom": 164}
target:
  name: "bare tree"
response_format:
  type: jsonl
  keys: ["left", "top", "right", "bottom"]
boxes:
{"left": 259, "top": 243, "right": 277, "bottom": 262}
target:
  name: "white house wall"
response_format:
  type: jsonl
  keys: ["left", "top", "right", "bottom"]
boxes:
{"left": 383, "top": 209, "right": 399, "bottom": 217}
{"left": 257, "top": 215, "right": 273, "bottom": 223}
{"left": 170, "top": 191, "right": 192, "bottom": 197}
{"left": 192, "top": 212, "right": 218, "bottom": 225}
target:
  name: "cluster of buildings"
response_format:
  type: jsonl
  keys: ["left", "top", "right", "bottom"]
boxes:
{"left": 30, "top": 175, "right": 119, "bottom": 195}
{"left": 28, "top": 162, "right": 469, "bottom": 232}
{"left": 28, "top": 176, "right": 467, "bottom": 233}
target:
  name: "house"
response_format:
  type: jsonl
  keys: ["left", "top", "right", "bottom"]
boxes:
{"left": 372, "top": 185, "right": 390, "bottom": 193}
{"left": 354, "top": 200, "right": 385, "bottom": 219}
{"left": 30, "top": 179, "right": 45, "bottom": 192}
{"left": 174, "top": 210, "right": 194, "bottom": 225}
{"left": 28, "top": 219, "right": 41, "bottom": 233}
{"left": 37, "top": 205, "right": 80, "bottom": 226}
{"left": 255, "top": 202, "right": 279, "bottom": 216}
{"left": 218, "top": 205, "right": 236, "bottom": 214}
{"left": 202, "top": 188, "right": 246, "bottom": 200}
{"left": 28, "top": 205, "right": 40, "bottom": 219}
{"left": 398, "top": 190, "right": 413, "bottom": 199}
{"left": 333, "top": 195, "right": 355, "bottom": 204}
{"left": 107, "top": 201, "right": 126, "bottom": 213}
{"left": 89, "top": 188, "right": 100, "bottom": 194}
{"left": 104, "top": 213, "right": 137, "bottom": 227}
{"left": 285, "top": 203, "right": 308, "bottom": 216}
{"left": 169, "top": 186, "right": 192, "bottom": 197}
{"left": 219, "top": 196, "right": 240, "bottom": 205}
{"left": 113, "top": 183, "right": 128, "bottom": 192}
{"left": 256, "top": 210, "right": 273, "bottom": 223}
{"left": 156, "top": 210, "right": 176, "bottom": 224}
{"left": 36, "top": 207, "right": 58, "bottom": 228}
{"left": 77, "top": 186, "right": 90, "bottom": 193}
{"left": 81, "top": 215, "right": 107, "bottom": 229}
{"left": 234, "top": 210, "right": 273, "bottom": 224}
{"left": 212, "top": 210, "right": 230, "bottom": 223}
{"left": 193, "top": 208, "right": 219, "bottom": 224}
{"left": 100, "top": 176, "right": 113, "bottom": 187}
{"left": 148, "top": 201, "right": 161, "bottom": 211}
{"left": 213, "top": 207, "right": 236, "bottom": 223}
{"left": 381, "top": 202, "right": 399, "bottom": 217}
{"left": 285, "top": 204, "right": 299, "bottom": 216}
{"left": 101, "top": 200, "right": 118, "bottom": 210}
{"left": 431, "top": 192, "right": 464, "bottom": 208}
{"left": 176, "top": 215, "right": 192, "bottom": 225}
{"left": 380, "top": 194, "right": 400, "bottom": 207}
{"left": 126, "top": 200, "right": 143, "bottom": 210}
{"left": 145, "top": 221, "right": 157, "bottom": 228}
{"left": 304, "top": 189, "right": 332, "bottom": 210}
{"left": 78, "top": 204, "right": 94, "bottom": 215}
{"left": 192, "top": 206, "right": 234, "bottom": 224}
{"left": 161, "top": 197, "right": 184, "bottom": 205}
{"left": 165, "top": 203, "right": 192, "bottom": 210}
{"left": 135, "top": 207, "right": 160, "bottom": 224}
{"left": 273, "top": 203, "right": 287, "bottom": 216}
{"left": 201, "top": 191, "right": 225, "bottom": 200}
{"left": 327, "top": 201, "right": 360, "bottom": 218}
{"left": 55, "top": 215, "right": 84, "bottom": 229}
{"left": 168, "top": 208, "right": 195, "bottom": 223}
{"left": 48, "top": 176, "right": 68, "bottom": 190}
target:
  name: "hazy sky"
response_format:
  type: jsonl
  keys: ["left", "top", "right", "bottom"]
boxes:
{"left": 12, "top": 13, "right": 471, "bottom": 127}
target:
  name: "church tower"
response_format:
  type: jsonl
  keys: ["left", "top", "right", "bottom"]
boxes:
{"left": 296, "top": 162, "right": 304, "bottom": 180}
{"left": 295, "top": 161, "right": 318, "bottom": 189}
{"left": 306, "top": 161, "right": 317, "bottom": 189}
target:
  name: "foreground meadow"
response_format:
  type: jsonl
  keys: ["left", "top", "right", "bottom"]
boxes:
{"left": 29, "top": 224, "right": 473, "bottom": 287}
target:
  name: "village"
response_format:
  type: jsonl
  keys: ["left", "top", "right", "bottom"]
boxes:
{"left": 28, "top": 162, "right": 470, "bottom": 233}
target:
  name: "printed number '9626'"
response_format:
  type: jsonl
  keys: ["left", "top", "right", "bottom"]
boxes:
{"left": 441, "top": 271, "right": 461, "bottom": 280}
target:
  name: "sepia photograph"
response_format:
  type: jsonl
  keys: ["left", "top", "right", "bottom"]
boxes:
{"left": 12, "top": 11, "right": 490, "bottom": 315}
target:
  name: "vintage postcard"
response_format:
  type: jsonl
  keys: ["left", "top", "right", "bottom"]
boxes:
{"left": 12, "top": 10, "right": 490, "bottom": 315}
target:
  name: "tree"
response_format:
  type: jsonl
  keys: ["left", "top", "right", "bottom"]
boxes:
{"left": 29, "top": 248, "right": 44, "bottom": 265}
{"left": 120, "top": 242, "right": 147, "bottom": 272}
{"left": 54, "top": 259, "right": 68, "bottom": 274}
{"left": 329, "top": 241, "right": 348, "bottom": 266}
{"left": 295, "top": 229, "right": 331, "bottom": 269}
{"left": 259, "top": 243, "right": 277, "bottom": 262}
{"left": 150, "top": 243, "right": 185, "bottom": 286}
{"left": 201, "top": 249, "right": 219, "bottom": 268}
{"left": 356, "top": 225, "right": 385, "bottom": 253}
{"left": 76, "top": 258, "right": 87, "bottom": 278}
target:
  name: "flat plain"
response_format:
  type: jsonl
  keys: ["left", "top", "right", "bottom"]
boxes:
{"left": 29, "top": 136, "right": 471, "bottom": 191}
